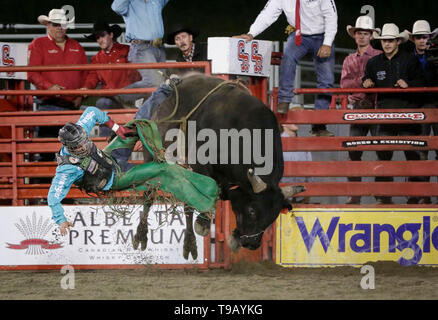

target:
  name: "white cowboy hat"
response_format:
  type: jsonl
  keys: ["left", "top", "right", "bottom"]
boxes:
{"left": 346, "top": 15, "right": 381, "bottom": 39}
{"left": 37, "top": 9, "right": 74, "bottom": 26}
{"left": 374, "top": 23, "right": 409, "bottom": 43}
{"left": 406, "top": 20, "right": 438, "bottom": 42}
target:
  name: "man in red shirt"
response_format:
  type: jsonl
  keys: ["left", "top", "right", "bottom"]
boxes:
{"left": 82, "top": 21, "right": 141, "bottom": 111}
{"left": 28, "top": 9, "right": 88, "bottom": 112}
{"left": 341, "top": 15, "right": 382, "bottom": 204}
{"left": 82, "top": 21, "right": 142, "bottom": 139}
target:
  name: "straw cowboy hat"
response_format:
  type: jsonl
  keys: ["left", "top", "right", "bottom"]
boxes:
{"left": 37, "top": 8, "right": 74, "bottom": 26}
{"left": 374, "top": 23, "right": 409, "bottom": 43}
{"left": 406, "top": 20, "right": 438, "bottom": 42}
{"left": 85, "top": 21, "right": 122, "bottom": 40}
{"left": 346, "top": 15, "right": 381, "bottom": 39}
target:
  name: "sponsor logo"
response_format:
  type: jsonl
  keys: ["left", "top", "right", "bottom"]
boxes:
{"left": 2, "top": 44, "right": 15, "bottom": 76}
{"left": 295, "top": 215, "right": 438, "bottom": 266}
{"left": 6, "top": 212, "right": 62, "bottom": 255}
{"left": 342, "top": 139, "right": 428, "bottom": 148}
{"left": 343, "top": 112, "right": 425, "bottom": 121}
{"left": 48, "top": 49, "right": 58, "bottom": 54}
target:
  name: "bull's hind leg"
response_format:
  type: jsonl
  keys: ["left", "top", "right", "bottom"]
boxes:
{"left": 194, "top": 212, "right": 211, "bottom": 237}
{"left": 133, "top": 201, "right": 151, "bottom": 251}
{"left": 183, "top": 208, "right": 198, "bottom": 260}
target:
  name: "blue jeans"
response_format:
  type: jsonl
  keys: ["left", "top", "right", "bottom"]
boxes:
{"left": 135, "top": 83, "right": 173, "bottom": 120}
{"left": 128, "top": 42, "right": 166, "bottom": 88}
{"left": 279, "top": 32, "right": 335, "bottom": 109}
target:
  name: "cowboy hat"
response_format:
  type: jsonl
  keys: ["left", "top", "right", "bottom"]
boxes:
{"left": 406, "top": 20, "right": 438, "bottom": 42}
{"left": 37, "top": 8, "right": 74, "bottom": 26}
{"left": 85, "top": 21, "right": 122, "bottom": 40}
{"left": 374, "top": 23, "right": 409, "bottom": 43}
{"left": 346, "top": 15, "right": 381, "bottom": 39}
{"left": 166, "top": 26, "right": 199, "bottom": 44}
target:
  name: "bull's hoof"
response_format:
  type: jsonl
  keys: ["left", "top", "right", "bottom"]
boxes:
{"left": 132, "top": 233, "right": 147, "bottom": 251}
{"left": 194, "top": 215, "right": 211, "bottom": 237}
{"left": 183, "top": 234, "right": 198, "bottom": 260}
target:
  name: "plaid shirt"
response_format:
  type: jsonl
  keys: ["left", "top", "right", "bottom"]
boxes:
{"left": 341, "top": 45, "right": 381, "bottom": 105}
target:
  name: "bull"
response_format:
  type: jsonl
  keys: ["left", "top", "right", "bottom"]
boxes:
{"left": 132, "top": 74, "right": 304, "bottom": 258}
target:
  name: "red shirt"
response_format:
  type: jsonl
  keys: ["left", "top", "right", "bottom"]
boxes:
{"left": 84, "top": 42, "right": 141, "bottom": 90}
{"left": 28, "top": 34, "right": 88, "bottom": 102}
{"left": 341, "top": 45, "right": 382, "bottom": 105}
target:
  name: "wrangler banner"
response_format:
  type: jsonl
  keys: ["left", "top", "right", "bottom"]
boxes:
{"left": 276, "top": 208, "right": 438, "bottom": 267}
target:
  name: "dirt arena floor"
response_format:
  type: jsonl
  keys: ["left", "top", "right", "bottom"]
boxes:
{"left": 0, "top": 261, "right": 437, "bottom": 300}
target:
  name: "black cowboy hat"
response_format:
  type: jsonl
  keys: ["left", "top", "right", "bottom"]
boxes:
{"left": 85, "top": 21, "right": 122, "bottom": 41}
{"left": 166, "top": 26, "right": 199, "bottom": 44}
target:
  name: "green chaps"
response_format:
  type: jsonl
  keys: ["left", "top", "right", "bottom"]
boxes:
{"left": 103, "top": 120, "right": 219, "bottom": 213}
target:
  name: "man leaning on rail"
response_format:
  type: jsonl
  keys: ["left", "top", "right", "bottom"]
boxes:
{"left": 340, "top": 15, "right": 382, "bottom": 205}
{"left": 47, "top": 84, "right": 219, "bottom": 237}
{"left": 362, "top": 23, "right": 425, "bottom": 204}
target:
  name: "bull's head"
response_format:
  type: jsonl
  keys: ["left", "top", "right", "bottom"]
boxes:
{"left": 227, "top": 169, "right": 305, "bottom": 252}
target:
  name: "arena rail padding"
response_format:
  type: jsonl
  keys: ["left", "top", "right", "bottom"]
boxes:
{"left": 269, "top": 86, "right": 438, "bottom": 203}
{"left": 0, "top": 61, "right": 244, "bottom": 270}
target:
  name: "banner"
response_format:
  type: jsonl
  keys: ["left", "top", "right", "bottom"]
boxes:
{"left": 0, "top": 42, "right": 28, "bottom": 80}
{"left": 207, "top": 37, "right": 272, "bottom": 77}
{"left": 276, "top": 208, "right": 438, "bottom": 267}
{"left": 0, "top": 205, "right": 204, "bottom": 267}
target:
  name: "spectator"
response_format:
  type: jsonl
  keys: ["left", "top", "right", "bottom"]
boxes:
{"left": 234, "top": 0, "right": 338, "bottom": 137}
{"left": 28, "top": 8, "right": 88, "bottom": 159}
{"left": 82, "top": 21, "right": 141, "bottom": 138}
{"left": 407, "top": 20, "right": 438, "bottom": 204}
{"left": 167, "top": 26, "right": 207, "bottom": 62}
{"left": 111, "top": 0, "right": 169, "bottom": 88}
{"left": 363, "top": 23, "right": 425, "bottom": 204}
{"left": 280, "top": 124, "right": 312, "bottom": 204}
{"left": 29, "top": 8, "right": 87, "bottom": 113}
{"left": 341, "top": 15, "right": 382, "bottom": 204}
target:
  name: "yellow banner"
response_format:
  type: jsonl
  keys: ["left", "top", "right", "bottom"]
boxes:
{"left": 276, "top": 208, "right": 438, "bottom": 267}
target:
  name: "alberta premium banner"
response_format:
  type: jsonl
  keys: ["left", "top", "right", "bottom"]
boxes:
{"left": 0, "top": 205, "right": 204, "bottom": 267}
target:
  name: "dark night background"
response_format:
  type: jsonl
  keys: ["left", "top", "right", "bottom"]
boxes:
{"left": 0, "top": 0, "right": 437, "bottom": 48}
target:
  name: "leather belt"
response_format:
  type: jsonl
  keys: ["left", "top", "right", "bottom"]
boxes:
{"left": 130, "top": 39, "right": 154, "bottom": 44}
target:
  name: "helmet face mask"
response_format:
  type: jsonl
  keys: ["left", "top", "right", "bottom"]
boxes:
{"left": 58, "top": 123, "right": 92, "bottom": 157}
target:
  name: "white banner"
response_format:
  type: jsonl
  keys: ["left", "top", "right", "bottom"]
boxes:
{"left": 0, "top": 205, "right": 204, "bottom": 266}
{"left": 207, "top": 37, "right": 272, "bottom": 77}
{"left": 0, "top": 42, "right": 28, "bottom": 80}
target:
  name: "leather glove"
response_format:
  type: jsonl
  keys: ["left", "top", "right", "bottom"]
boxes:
{"left": 103, "top": 118, "right": 134, "bottom": 140}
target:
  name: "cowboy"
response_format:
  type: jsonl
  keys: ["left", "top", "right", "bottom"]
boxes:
{"left": 341, "top": 15, "right": 382, "bottom": 204}
{"left": 234, "top": 0, "right": 338, "bottom": 137}
{"left": 167, "top": 26, "right": 207, "bottom": 62}
{"left": 81, "top": 21, "right": 142, "bottom": 114}
{"left": 28, "top": 9, "right": 87, "bottom": 112}
{"left": 48, "top": 106, "right": 218, "bottom": 236}
{"left": 407, "top": 20, "right": 438, "bottom": 203}
{"left": 363, "top": 23, "right": 425, "bottom": 204}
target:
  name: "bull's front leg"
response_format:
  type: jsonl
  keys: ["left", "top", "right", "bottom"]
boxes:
{"left": 133, "top": 201, "right": 151, "bottom": 251}
{"left": 183, "top": 207, "right": 198, "bottom": 260}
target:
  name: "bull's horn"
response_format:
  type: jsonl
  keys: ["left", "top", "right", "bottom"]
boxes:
{"left": 281, "top": 185, "right": 306, "bottom": 198}
{"left": 247, "top": 168, "right": 267, "bottom": 193}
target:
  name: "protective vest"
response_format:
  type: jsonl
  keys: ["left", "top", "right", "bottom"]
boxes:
{"left": 56, "top": 144, "right": 115, "bottom": 194}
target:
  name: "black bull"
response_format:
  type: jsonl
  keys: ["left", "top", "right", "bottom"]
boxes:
{"left": 132, "top": 74, "right": 304, "bottom": 257}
